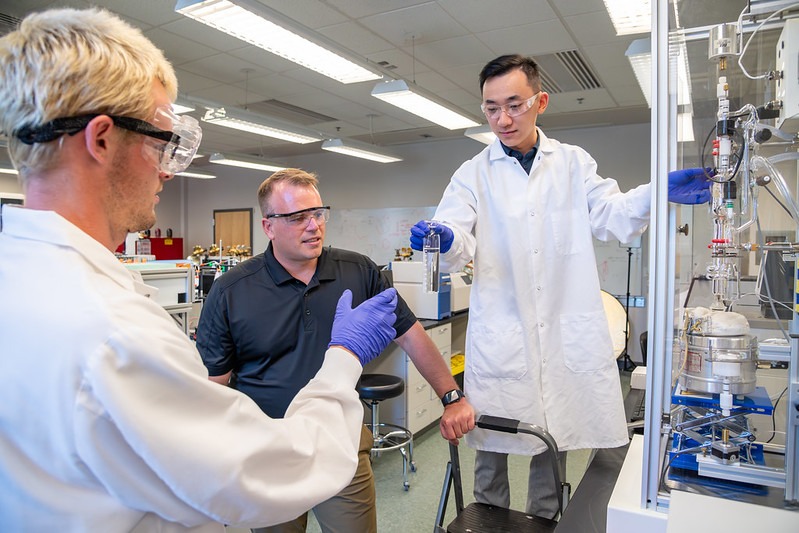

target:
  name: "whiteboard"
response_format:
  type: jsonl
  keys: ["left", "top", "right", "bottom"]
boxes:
{"left": 594, "top": 238, "right": 643, "bottom": 296}
{"left": 325, "top": 206, "right": 435, "bottom": 266}
{"left": 325, "top": 206, "right": 643, "bottom": 295}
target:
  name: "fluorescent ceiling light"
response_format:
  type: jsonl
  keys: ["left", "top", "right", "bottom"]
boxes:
{"left": 202, "top": 107, "right": 321, "bottom": 144}
{"left": 209, "top": 153, "right": 286, "bottom": 172}
{"left": 172, "top": 101, "right": 195, "bottom": 114}
{"left": 175, "top": 0, "right": 382, "bottom": 84}
{"left": 176, "top": 170, "right": 217, "bottom": 179}
{"left": 464, "top": 124, "right": 496, "bottom": 145}
{"left": 625, "top": 37, "right": 692, "bottom": 108}
{"left": 321, "top": 138, "right": 402, "bottom": 163}
{"left": 626, "top": 38, "right": 652, "bottom": 107}
{"left": 603, "top": 0, "right": 650, "bottom": 35}
{"left": 0, "top": 168, "right": 18, "bottom": 175}
{"left": 371, "top": 79, "right": 480, "bottom": 130}
{"left": 678, "top": 111, "right": 695, "bottom": 143}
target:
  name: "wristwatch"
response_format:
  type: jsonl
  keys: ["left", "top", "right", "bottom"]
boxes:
{"left": 441, "top": 389, "right": 465, "bottom": 407}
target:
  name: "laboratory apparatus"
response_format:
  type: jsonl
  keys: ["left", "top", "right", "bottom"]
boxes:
{"left": 609, "top": 2, "right": 799, "bottom": 530}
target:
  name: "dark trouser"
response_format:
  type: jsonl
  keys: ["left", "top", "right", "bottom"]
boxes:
{"left": 473, "top": 448, "right": 567, "bottom": 520}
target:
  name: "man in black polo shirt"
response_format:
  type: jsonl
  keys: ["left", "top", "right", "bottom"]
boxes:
{"left": 197, "top": 168, "right": 475, "bottom": 533}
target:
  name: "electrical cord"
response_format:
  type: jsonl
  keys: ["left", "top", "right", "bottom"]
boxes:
{"left": 763, "top": 184, "right": 795, "bottom": 218}
{"left": 766, "top": 386, "right": 788, "bottom": 444}
{"left": 659, "top": 444, "right": 706, "bottom": 494}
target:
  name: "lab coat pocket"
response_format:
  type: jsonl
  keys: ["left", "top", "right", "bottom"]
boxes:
{"left": 470, "top": 324, "right": 528, "bottom": 379}
{"left": 560, "top": 311, "right": 613, "bottom": 372}
{"left": 550, "top": 209, "right": 586, "bottom": 256}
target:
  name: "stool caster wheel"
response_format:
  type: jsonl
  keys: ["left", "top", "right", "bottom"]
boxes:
{"left": 410, "top": 461, "right": 417, "bottom": 473}
{"left": 403, "top": 481, "right": 410, "bottom": 491}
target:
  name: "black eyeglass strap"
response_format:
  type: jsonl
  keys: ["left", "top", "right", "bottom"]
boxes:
{"left": 14, "top": 115, "right": 100, "bottom": 145}
{"left": 13, "top": 115, "right": 176, "bottom": 146}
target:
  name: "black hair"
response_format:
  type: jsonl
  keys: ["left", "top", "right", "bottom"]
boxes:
{"left": 479, "top": 54, "right": 541, "bottom": 92}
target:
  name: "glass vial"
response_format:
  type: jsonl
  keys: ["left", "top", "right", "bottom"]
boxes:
{"left": 423, "top": 221, "right": 440, "bottom": 293}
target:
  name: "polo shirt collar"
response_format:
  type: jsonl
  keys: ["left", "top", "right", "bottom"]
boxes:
{"left": 263, "top": 243, "right": 337, "bottom": 284}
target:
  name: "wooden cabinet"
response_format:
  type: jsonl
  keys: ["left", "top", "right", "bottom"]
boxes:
{"left": 364, "top": 321, "right": 455, "bottom": 435}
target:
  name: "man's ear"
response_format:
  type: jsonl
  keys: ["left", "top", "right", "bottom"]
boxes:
{"left": 537, "top": 92, "right": 549, "bottom": 114}
{"left": 83, "top": 115, "right": 116, "bottom": 165}
{"left": 262, "top": 217, "right": 275, "bottom": 240}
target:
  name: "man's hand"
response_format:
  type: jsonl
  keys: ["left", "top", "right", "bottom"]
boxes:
{"left": 329, "top": 288, "right": 397, "bottom": 366}
{"left": 668, "top": 167, "right": 713, "bottom": 204}
{"left": 439, "top": 398, "right": 476, "bottom": 445}
{"left": 409, "top": 220, "right": 454, "bottom": 253}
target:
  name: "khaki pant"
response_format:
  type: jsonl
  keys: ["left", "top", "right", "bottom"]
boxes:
{"left": 252, "top": 425, "right": 376, "bottom": 533}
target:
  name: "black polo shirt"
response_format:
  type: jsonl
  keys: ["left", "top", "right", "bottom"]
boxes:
{"left": 196, "top": 245, "right": 417, "bottom": 418}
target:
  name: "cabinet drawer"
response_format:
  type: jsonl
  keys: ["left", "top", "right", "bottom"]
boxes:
{"left": 408, "top": 400, "right": 435, "bottom": 433}
{"left": 427, "top": 324, "right": 451, "bottom": 350}
{"left": 405, "top": 362, "right": 430, "bottom": 407}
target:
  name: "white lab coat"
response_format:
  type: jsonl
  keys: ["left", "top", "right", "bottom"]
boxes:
{"left": 0, "top": 206, "right": 364, "bottom": 532}
{"left": 435, "top": 131, "right": 651, "bottom": 455}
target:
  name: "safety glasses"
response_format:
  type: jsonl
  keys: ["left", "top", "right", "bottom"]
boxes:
{"left": 480, "top": 92, "right": 541, "bottom": 121}
{"left": 13, "top": 105, "right": 202, "bottom": 175}
{"left": 265, "top": 206, "right": 331, "bottom": 227}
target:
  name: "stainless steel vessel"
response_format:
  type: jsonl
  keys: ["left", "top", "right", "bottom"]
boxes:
{"left": 678, "top": 334, "right": 758, "bottom": 395}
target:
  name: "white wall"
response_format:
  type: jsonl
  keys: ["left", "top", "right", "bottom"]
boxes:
{"left": 0, "top": 174, "right": 22, "bottom": 195}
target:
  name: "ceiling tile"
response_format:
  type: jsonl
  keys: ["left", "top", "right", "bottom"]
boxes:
{"left": 359, "top": 3, "right": 468, "bottom": 47}
{"left": 413, "top": 35, "right": 496, "bottom": 72}
{"left": 257, "top": 0, "right": 349, "bottom": 29}
{"left": 324, "top": 0, "right": 432, "bottom": 19}
{"left": 161, "top": 18, "right": 251, "bottom": 53}
{"left": 95, "top": 0, "right": 183, "bottom": 28}
{"left": 317, "top": 21, "right": 395, "bottom": 56}
{"left": 438, "top": 0, "right": 556, "bottom": 33}
{"left": 144, "top": 28, "right": 219, "bottom": 67}
{"left": 565, "top": 12, "right": 618, "bottom": 47}
{"left": 549, "top": 0, "right": 609, "bottom": 17}
{"left": 476, "top": 19, "right": 577, "bottom": 56}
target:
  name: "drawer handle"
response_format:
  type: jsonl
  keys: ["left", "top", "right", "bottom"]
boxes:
{"left": 415, "top": 384, "right": 428, "bottom": 392}
{"left": 416, "top": 408, "right": 428, "bottom": 417}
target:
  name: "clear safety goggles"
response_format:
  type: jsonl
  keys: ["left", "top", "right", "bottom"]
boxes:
{"left": 140, "top": 105, "right": 202, "bottom": 174}
{"left": 13, "top": 105, "right": 202, "bottom": 175}
{"left": 480, "top": 92, "right": 541, "bottom": 120}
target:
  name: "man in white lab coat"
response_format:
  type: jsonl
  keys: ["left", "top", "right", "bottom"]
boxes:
{"left": 0, "top": 8, "right": 398, "bottom": 532}
{"left": 410, "top": 54, "right": 711, "bottom": 519}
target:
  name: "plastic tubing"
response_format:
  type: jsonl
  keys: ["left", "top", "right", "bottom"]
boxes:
{"left": 751, "top": 154, "right": 799, "bottom": 222}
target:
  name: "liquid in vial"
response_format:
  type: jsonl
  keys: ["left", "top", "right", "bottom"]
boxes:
{"left": 423, "top": 226, "right": 440, "bottom": 293}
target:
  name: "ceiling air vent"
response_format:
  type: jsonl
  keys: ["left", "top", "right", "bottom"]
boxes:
{"left": 245, "top": 99, "right": 337, "bottom": 126}
{"left": 0, "top": 13, "right": 21, "bottom": 36}
{"left": 534, "top": 50, "right": 602, "bottom": 94}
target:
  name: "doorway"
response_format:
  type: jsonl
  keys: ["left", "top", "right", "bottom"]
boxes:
{"left": 213, "top": 208, "right": 253, "bottom": 253}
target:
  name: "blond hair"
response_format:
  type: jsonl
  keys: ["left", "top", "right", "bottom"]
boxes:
{"left": 0, "top": 8, "right": 178, "bottom": 177}
{"left": 257, "top": 168, "right": 320, "bottom": 217}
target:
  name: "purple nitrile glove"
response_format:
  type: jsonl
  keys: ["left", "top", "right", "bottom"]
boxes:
{"left": 409, "top": 220, "right": 454, "bottom": 253}
{"left": 329, "top": 288, "right": 397, "bottom": 366}
{"left": 668, "top": 167, "right": 714, "bottom": 204}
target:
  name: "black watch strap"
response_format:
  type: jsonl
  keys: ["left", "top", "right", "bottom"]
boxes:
{"left": 441, "top": 389, "right": 465, "bottom": 407}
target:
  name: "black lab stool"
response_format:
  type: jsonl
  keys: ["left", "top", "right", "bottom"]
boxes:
{"left": 356, "top": 373, "right": 416, "bottom": 490}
